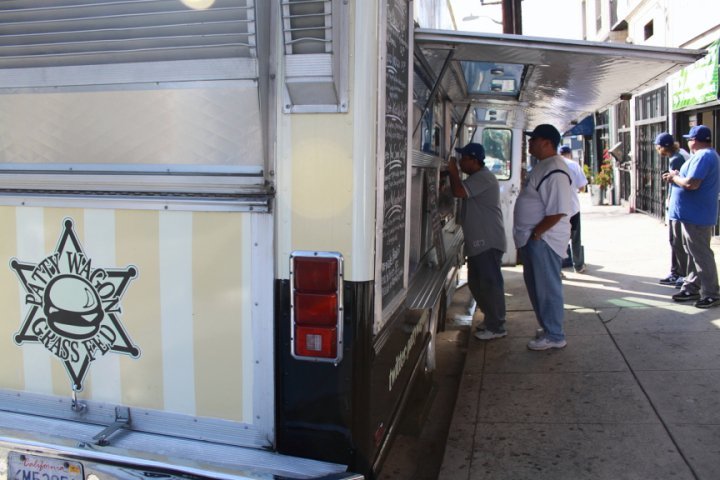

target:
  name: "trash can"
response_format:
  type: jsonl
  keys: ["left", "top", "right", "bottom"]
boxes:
{"left": 589, "top": 184, "right": 604, "bottom": 206}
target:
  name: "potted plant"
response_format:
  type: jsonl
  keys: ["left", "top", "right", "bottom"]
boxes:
{"left": 589, "top": 151, "right": 614, "bottom": 206}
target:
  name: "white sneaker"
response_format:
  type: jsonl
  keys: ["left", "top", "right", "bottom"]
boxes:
{"left": 474, "top": 329, "right": 507, "bottom": 341}
{"left": 453, "top": 313, "right": 473, "bottom": 324}
{"left": 527, "top": 337, "right": 567, "bottom": 350}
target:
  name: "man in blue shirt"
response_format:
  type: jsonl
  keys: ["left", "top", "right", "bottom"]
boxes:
{"left": 655, "top": 132, "right": 690, "bottom": 288}
{"left": 663, "top": 125, "right": 720, "bottom": 308}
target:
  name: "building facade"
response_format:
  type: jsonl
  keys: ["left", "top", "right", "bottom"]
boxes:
{"left": 583, "top": 0, "right": 720, "bottom": 220}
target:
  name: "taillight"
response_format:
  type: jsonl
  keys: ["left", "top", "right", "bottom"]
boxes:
{"left": 290, "top": 251, "right": 343, "bottom": 363}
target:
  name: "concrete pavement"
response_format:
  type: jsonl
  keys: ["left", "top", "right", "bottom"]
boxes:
{"left": 439, "top": 193, "right": 720, "bottom": 480}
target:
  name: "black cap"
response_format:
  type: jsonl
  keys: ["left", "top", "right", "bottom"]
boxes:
{"left": 528, "top": 124, "right": 561, "bottom": 147}
{"left": 455, "top": 142, "right": 486, "bottom": 161}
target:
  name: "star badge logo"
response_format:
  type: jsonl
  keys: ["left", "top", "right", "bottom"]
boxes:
{"left": 10, "top": 218, "right": 141, "bottom": 391}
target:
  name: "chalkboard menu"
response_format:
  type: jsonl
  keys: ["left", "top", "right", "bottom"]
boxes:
{"left": 381, "top": 0, "right": 409, "bottom": 310}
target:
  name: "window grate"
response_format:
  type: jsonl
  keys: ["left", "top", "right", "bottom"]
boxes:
{"left": 281, "top": 0, "right": 332, "bottom": 55}
{"left": 281, "top": 0, "right": 347, "bottom": 113}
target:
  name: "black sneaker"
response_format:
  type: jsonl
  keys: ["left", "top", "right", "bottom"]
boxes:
{"left": 695, "top": 297, "right": 720, "bottom": 309}
{"left": 659, "top": 274, "right": 679, "bottom": 285}
{"left": 672, "top": 290, "right": 701, "bottom": 302}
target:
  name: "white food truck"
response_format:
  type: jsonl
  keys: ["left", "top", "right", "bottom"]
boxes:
{"left": 0, "top": 1, "right": 702, "bottom": 479}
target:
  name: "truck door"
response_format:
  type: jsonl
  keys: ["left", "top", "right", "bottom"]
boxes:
{"left": 472, "top": 126, "right": 522, "bottom": 265}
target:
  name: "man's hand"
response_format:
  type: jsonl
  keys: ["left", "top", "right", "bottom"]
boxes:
{"left": 448, "top": 156, "right": 459, "bottom": 175}
{"left": 662, "top": 170, "right": 677, "bottom": 183}
{"left": 447, "top": 156, "right": 467, "bottom": 198}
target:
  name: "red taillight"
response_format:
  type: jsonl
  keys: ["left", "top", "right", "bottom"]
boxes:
{"left": 294, "top": 292, "right": 338, "bottom": 326}
{"left": 294, "top": 326, "right": 337, "bottom": 358}
{"left": 294, "top": 257, "right": 338, "bottom": 292}
{"left": 291, "top": 252, "right": 343, "bottom": 363}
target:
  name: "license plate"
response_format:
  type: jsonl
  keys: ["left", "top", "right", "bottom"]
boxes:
{"left": 8, "top": 452, "right": 84, "bottom": 480}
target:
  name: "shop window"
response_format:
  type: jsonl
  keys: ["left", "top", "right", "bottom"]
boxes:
{"left": 635, "top": 86, "right": 667, "bottom": 121}
{"left": 593, "top": 110, "right": 610, "bottom": 174}
{"left": 644, "top": 20, "right": 654, "bottom": 40}
{"left": 634, "top": 87, "right": 668, "bottom": 218}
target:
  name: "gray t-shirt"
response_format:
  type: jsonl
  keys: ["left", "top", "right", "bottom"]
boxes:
{"left": 460, "top": 168, "right": 506, "bottom": 257}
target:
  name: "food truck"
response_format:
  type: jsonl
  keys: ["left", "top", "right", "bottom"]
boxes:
{"left": 0, "top": 1, "right": 703, "bottom": 479}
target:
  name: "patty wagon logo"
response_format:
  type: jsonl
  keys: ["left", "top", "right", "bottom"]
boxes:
{"left": 10, "top": 218, "right": 140, "bottom": 391}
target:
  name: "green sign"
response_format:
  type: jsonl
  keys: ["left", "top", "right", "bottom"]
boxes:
{"left": 671, "top": 39, "right": 719, "bottom": 110}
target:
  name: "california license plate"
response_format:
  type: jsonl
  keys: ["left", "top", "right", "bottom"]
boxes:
{"left": 7, "top": 452, "right": 84, "bottom": 480}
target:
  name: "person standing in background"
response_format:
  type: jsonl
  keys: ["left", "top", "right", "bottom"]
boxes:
{"left": 655, "top": 132, "right": 690, "bottom": 289}
{"left": 448, "top": 142, "right": 508, "bottom": 340}
{"left": 663, "top": 125, "right": 720, "bottom": 308}
{"left": 559, "top": 145, "right": 587, "bottom": 273}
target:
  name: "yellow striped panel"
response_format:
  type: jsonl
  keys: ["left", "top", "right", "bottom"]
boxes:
{"left": 0, "top": 206, "right": 23, "bottom": 390}
{"left": 192, "top": 212, "right": 246, "bottom": 421}
{"left": 116, "top": 210, "right": 164, "bottom": 410}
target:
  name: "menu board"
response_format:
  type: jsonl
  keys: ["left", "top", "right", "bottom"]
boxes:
{"left": 381, "top": 0, "right": 409, "bottom": 309}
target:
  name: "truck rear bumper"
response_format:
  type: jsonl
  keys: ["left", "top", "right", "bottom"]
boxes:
{"left": 0, "top": 410, "right": 363, "bottom": 480}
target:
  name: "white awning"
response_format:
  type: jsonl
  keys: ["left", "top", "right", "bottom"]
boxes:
{"left": 414, "top": 29, "right": 706, "bottom": 131}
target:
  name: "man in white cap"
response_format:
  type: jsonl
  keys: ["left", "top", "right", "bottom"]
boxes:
{"left": 663, "top": 125, "right": 720, "bottom": 308}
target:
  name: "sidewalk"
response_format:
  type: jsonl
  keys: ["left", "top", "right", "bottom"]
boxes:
{"left": 439, "top": 194, "right": 720, "bottom": 480}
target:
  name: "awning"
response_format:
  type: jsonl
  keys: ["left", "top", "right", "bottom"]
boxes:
{"left": 564, "top": 115, "right": 595, "bottom": 137}
{"left": 414, "top": 29, "right": 706, "bottom": 132}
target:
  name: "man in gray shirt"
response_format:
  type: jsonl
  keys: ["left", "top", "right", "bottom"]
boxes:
{"left": 448, "top": 142, "right": 507, "bottom": 340}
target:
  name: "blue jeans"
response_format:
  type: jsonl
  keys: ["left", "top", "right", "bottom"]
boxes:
{"left": 520, "top": 239, "right": 565, "bottom": 342}
{"left": 467, "top": 249, "right": 506, "bottom": 333}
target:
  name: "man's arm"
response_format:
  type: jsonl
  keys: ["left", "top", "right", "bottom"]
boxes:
{"left": 531, "top": 214, "right": 565, "bottom": 241}
{"left": 447, "top": 157, "right": 468, "bottom": 198}
{"left": 663, "top": 170, "right": 703, "bottom": 191}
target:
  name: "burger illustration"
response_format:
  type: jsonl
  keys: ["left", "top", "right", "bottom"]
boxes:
{"left": 43, "top": 274, "right": 104, "bottom": 340}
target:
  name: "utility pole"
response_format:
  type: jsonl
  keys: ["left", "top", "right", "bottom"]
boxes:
{"left": 502, "top": 0, "right": 522, "bottom": 34}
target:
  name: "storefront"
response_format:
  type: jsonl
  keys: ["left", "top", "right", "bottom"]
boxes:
{"left": 670, "top": 39, "right": 720, "bottom": 230}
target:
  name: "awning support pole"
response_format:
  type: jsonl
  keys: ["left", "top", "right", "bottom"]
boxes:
{"left": 450, "top": 103, "right": 473, "bottom": 153}
{"left": 413, "top": 49, "right": 455, "bottom": 137}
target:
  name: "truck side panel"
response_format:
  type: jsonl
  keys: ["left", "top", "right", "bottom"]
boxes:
{"left": 1, "top": 206, "right": 274, "bottom": 447}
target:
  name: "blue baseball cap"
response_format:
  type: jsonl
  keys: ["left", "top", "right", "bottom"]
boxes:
{"left": 558, "top": 145, "right": 572, "bottom": 154}
{"left": 528, "top": 124, "right": 561, "bottom": 147}
{"left": 654, "top": 132, "right": 675, "bottom": 148}
{"left": 455, "top": 142, "right": 486, "bottom": 161}
{"left": 683, "top": 125, "right": 712, "bottom": 142}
